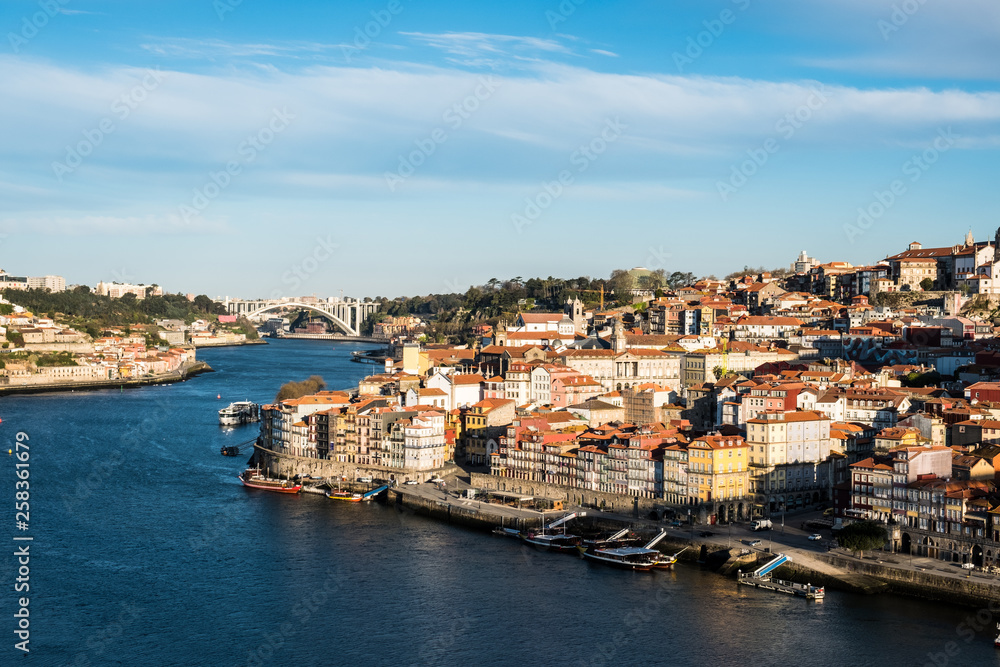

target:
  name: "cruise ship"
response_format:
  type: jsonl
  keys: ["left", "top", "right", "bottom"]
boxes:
{"left": 218, "top": 401, "right": 261, "bottom": 426}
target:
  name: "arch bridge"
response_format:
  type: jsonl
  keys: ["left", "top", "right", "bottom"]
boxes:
{"left": 225, "top": 299, "right": 378, "bottom": 337}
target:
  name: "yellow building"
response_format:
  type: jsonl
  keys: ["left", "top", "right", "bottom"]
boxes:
{"left": 874, "top": 427, "right": 926, "bottom": 452}
{"left": 686, "top": 435, "right": 750, "bottom": 503}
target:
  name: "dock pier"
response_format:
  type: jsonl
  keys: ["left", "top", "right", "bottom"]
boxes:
{"left": 738, "top": 553, "right": 825, "bottom": 599}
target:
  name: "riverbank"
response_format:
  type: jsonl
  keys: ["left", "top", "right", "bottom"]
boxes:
{"left": 388, "top": 481, "right": 1000, "bottom": 610}
{"left": 276, "top": 333, "right": 391, "bottom": 345}
{"left": 0, "top": 360, "right": 214, "bottom": 396}
{"left": 192, "top": 338, "right": 268, "bottom": 348}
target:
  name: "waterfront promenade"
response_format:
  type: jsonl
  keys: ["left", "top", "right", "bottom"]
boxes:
{"left": 394, "top": 470, "right": 1000, "bottom": 607}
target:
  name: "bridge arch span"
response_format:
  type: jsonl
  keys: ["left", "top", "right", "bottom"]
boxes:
{"left": 244, "top": 302, "right": 358, "bottom": 336}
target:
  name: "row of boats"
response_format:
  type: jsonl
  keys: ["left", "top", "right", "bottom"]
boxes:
{"left": 237, "top": 467, "right": 387, "bottom": 502}
{"left": 496, "top": 513, "right": 686, "bottom": 572}
{"left": 237, "top": 469, "right": 681, "bottom": 571}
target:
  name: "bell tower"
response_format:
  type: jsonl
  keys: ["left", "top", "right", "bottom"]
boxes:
{"left": 611, "top": 318, "right": 627, "bottom": 353}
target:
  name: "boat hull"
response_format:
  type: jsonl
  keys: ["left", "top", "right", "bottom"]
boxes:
{"left": 521, "top": 536, "right": 580, "bottom": 552}
{"left": 237, "top": 475, "right": 302, "bottom": 493}
{"left": 326, "top": 492, "right": 363, "bottom": 502}
{"left": 578, "top": 547, "right": 658, "bottom": 571}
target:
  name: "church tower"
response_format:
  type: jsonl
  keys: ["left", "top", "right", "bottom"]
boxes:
{"left": 611, "top": 318, "right": 627, "bottom": 353}
{"left": 495, "top": 319, "right": 508, "bottom": 347}
{"left": 966, "top": 229, "right": 974, "bottom": 247}
{"left": 565, "top": 297, "right": 585, "bottom": 334}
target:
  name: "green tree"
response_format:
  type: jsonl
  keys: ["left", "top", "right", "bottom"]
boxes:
{"left": 836, "top": 521, "right": 888, "bottom": 559}
{"left": 920, "top": 277, "right": 934, "bottom": 291}
{"left": 275, "top": 375, "right": 326, "bottom": 402}
{"left": 667, "top": 271, "right": 696, "bottom": 289}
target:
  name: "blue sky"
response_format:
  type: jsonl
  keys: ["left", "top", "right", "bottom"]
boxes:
{"left": 1, "top": 0, "right": 999, "bottom": 299}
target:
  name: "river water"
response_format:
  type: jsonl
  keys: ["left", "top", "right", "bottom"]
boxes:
{"left": 1, "top": 338, "right": 998, "bottom": 667}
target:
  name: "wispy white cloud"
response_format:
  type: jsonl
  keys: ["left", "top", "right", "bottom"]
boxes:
{"left": 139, "top": 38, "right": 350, "bottom": 60}
{"left": 769, "top": 0, "right": 1000, "bottom": 80}
{"left": 401, "top": 31, "right": 572, "bottom": 57}
{"left": 590, "top": 49, "right": 619, "bottom": 58}
{"left": 0, "top": 54, "right": 997, "bottom": 239}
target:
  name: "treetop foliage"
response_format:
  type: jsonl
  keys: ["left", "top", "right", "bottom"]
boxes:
{"left": 275, "top": 375, "right": 327, "bottom": 402}
{"left": 2, "top": 288, "right": 225, "bottom": 326}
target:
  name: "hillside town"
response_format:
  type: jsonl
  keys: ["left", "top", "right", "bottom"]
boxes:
{"left": 257, "top": 232, "right": 1000, "bottom": 572}
{"left": 0, "top": 274, "right": 248, "bottom": 387}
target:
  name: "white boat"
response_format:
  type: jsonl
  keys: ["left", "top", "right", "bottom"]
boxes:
{"left": 578, "top": 545, "right": 660, "bottom": 570}
{"left": 218, "top": 401, "right": 260, "bottom": 425}
{"left": 521, "top": 533, "right": 580, "bottom": 552}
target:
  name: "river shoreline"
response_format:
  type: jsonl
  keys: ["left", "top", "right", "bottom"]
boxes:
{"left": 191, "top": 338, "right": 268, "bottom": 348}
{"left": 0, "top": 360, "right": 214, "bottom": 396}
{"left": 385, "top": 482, "right": 1000, "bottom": 611}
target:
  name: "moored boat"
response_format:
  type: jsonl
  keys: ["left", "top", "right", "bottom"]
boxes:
{"left": 578, "top": 545, "right": 659, "bottom": 571}
{"left": 652, "top": 552, "right": 680, "bottom": 570}
{"left": 493, "top": 527, "right": 523, "bottom": 539}
{"left": 521, "top": 532, "right": 581, "bottom": 552}
{"left": 581, "top": 527, "right": 643, "bottom": 550}
{"left": 326, "top": 490, "right": 364, "bottom": 502}
{"left": 520, "top": 511, "right": 586, "bottom": 552}
{"left": 237, "top": 467, "right": 301, "bottom": 493}
{"left": 219, "top": 401, "right": 261, "bottom": 426}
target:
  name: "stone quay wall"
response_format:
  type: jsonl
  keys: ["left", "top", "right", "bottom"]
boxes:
{"left": 252, "top": 444, "right": 453, "bottom": 484}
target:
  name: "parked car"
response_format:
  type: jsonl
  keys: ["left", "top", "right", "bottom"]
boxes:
{"left": 669, "top": 520, "right": 683, "bottom": 527}
{"left": 357, "top": 476, "right": 373, "bottom": 483}
{"left": 699, "top": 531, "right": 714, "bottom": 537}
{"left": 960, "top": 562, "right": 975, "bottom": 570}
{"left": 403, "top": 480, "right": 418, "bottom": 485}
{"left": 744, "top": 539, "right": 762, "bottom": 547}
{"left": 808, "top": 533, "right": 822, "bottom": 541}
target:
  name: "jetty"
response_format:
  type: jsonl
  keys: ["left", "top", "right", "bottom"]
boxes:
{"left": 738, "top": 553, "right": 825, "bottom": 600}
